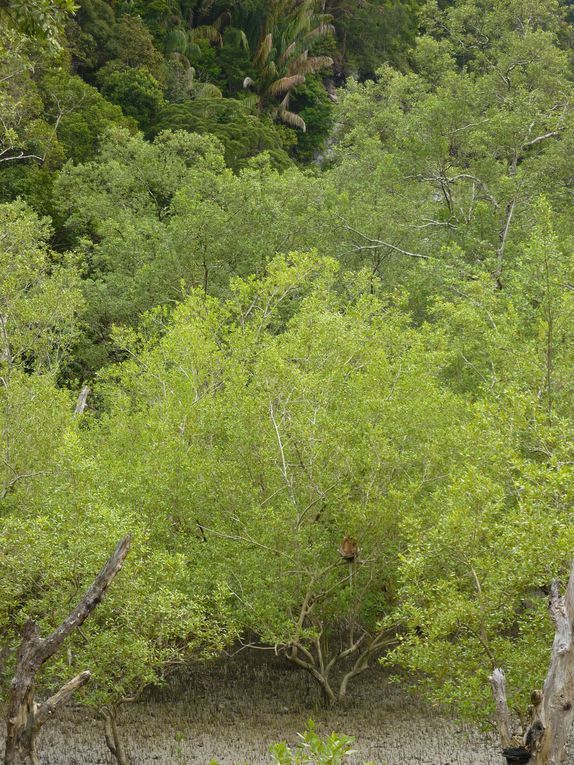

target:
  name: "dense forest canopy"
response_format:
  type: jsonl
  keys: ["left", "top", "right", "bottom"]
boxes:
{"left": 3, "top": 0, "right": 574, "bottom": 762}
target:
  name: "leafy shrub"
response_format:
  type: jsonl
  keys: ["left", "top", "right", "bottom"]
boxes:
{"left": 270, "top": 721, "right": 357, "bottom": 765}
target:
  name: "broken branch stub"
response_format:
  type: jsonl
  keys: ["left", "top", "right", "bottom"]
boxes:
{"left": 490, "top": 668, "right": 513, "bottom": 749}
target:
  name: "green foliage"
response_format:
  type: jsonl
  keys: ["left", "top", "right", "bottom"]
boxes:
{"left": 209, "top": 722, "right": 357, "bottom": 765}
{"left": 152, "top": 97, "right": 292, "bottom": 169}
{"left": 0, "top": 201, "right": 237, "bottom": 711}
{"left": 105, "top": 14, "right": 166, "bottom": 80}
{"left": 97, "top": 64, "right": 165, "bottom": 131}
{"left": 53, "top": 126, "right": 325, "bottom": 372}
{"left": 0, "top": 0, "right": 77, "bottom": 46}
{"left": 0, "top": 200, "right": 83, "bottom": 373}
{"left": 383, "top": 197, "right": 574, "bottom": 720}
{"left": 0, "top": 28, "right": 55, "bottom": 170}
{"left": 327, "top": 0, "right": 424, "bottom": 75}
{"left": 216, "top": 27, "right": 257, "bottom": 94}
{"left": 67, "top": 0, "right": 117, "bottom": 74}
{"left": 86, "top": 250, "right": 471, "bottom": 704}
{"left": 40, "top": 70, "right": 134, "bottom": 163}
{"left": 271, "top": 721, "right": 356, "bottom": 765}
{"left": 5, "top": 0, "right": 574, "bottom": 746}
{"left": 288, "top": 76, "right": 333, "bottom": 161}
{"left": 0, "top": 22, "right": 134, "bottom": 209}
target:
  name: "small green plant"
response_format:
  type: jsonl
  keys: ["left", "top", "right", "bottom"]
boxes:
{"left": 270, "top": 720, "right": 356, "bottom": 765}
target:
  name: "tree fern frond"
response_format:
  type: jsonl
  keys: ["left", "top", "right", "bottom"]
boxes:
{"left": 165, "top": 29, "right": 188, "bottom": 55}
{"left": 262, "top": 61, "right": 278, "bottom": 81}
{"left": 242, "top": 93, "right": 259, "bottom": 110}
{"left": 196, "top": 83, "right": 223, "bottom": 99}
{"left": 238, "top": 29, "right": 250, "bottom": 53}
{"left": 186, "top": 43, "right": 202, "bottom": 59}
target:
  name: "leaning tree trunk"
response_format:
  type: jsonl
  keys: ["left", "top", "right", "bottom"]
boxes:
{"left": 490, "top": 558, "right": 574, "bottom": 765}
{"left": 4, "top": 536, "right": 131, "bottom": 765}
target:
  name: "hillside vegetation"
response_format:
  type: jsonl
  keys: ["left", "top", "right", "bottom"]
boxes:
{"left": 3, "top": 1, "right": 574, "bottom": 763}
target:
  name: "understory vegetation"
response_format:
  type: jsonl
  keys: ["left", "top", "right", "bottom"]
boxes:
{"left": 3, "top": 0, "right": 574, "bottom": 763}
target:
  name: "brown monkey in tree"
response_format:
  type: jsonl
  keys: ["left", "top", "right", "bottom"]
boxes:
{"left": 339, "top": 535, "right": 358, "bottom": 562}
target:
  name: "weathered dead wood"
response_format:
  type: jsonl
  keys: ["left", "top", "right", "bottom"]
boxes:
{"left": 490, "top": 668, "right": 513, "bottom": 749}
{"left": 74, "top": 385, "right": 90, "bottom": 416}
{"left": 490, "top": 559, "right": 574, "bottom": 765}
{"left": 4, "top": 536, "right": 131, "bottom": 765}
{"left": 33, "top": 672, "right": 91, "bottom": 728}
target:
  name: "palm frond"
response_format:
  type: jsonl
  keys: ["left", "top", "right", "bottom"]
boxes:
{"left": 262, "top": 61, "right": 278, "bottom": 81}
{"left": 279, "top": 41, "right": 298, "bottom": 64}
{"left": 287, "top": 50, "right": 306, "bottom": 74}
{"left": 254, "top": 32, "right": 273, "bottom": 66}
{"left": 191, "top": 24, "right": 222, "bottom": 45}
{"left": 238, "top": 29, "right": 250, "bottom": 53}
{"left": 303, "top": 23, "right": 335, "bottom": 45}
{"left": 211, "top": 11, "right": 230, "bottom": 32}
{"left": 290, "top": 55, "right": 333, "bottom": 75}
{"left": 279, "top": 109, "right": 306, "bottom": 131}
{"left": 269, "top": 74, "right": 305, "bottom": 96}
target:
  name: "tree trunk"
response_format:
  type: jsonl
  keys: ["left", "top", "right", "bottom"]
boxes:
{"left": 285, "top": 647, "right": 337, "bottom": 707}
{"left": 4, "top": 536, "right": 131, "bottom": 765}
{"left": 103, "top": 706, "right": 131, "bottom": 765}
{"left": 490, "top": 559, "right": 574, "bottom": 765}
{"left": 5, "top": 665, "right": 90, "bottom": 765}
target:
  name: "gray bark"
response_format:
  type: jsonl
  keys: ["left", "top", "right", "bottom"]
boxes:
{"left": 490, "top": 559, "right": 574, "bottom": 765}
{"left": 74, "top": 386, "right": 91, "bottom": 416}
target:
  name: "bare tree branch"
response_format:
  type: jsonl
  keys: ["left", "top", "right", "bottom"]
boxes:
{"left": 34, "top": 671, "right": 91, "bottom": 728}
{"left": 342, "top": 224, "right": 430, "bottom": 260}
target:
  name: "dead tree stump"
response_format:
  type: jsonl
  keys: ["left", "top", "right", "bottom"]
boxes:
{"left": 4, "top": 536, "right": 131, "bottom": 765}
{"left": 490, "top": 559, "right": 574, "bottom": 765}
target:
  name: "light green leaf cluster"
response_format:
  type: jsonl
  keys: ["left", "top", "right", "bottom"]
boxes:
{"left": 271, "top": 720, "right": 356, "bottom": 765}
{"left": 86, "top": 251, "right": 469, "bottom": 676}
{"left": 0, "top": 199, "right": 237, "bottom": 710}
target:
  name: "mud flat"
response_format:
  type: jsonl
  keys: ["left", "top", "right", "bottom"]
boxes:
{"left": 2, "top": 652, "right": 502, "bottom": 765}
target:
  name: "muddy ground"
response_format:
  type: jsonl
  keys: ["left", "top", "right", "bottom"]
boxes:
{"left": 2, "top": 651, "right": 502, "bottom": 765}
